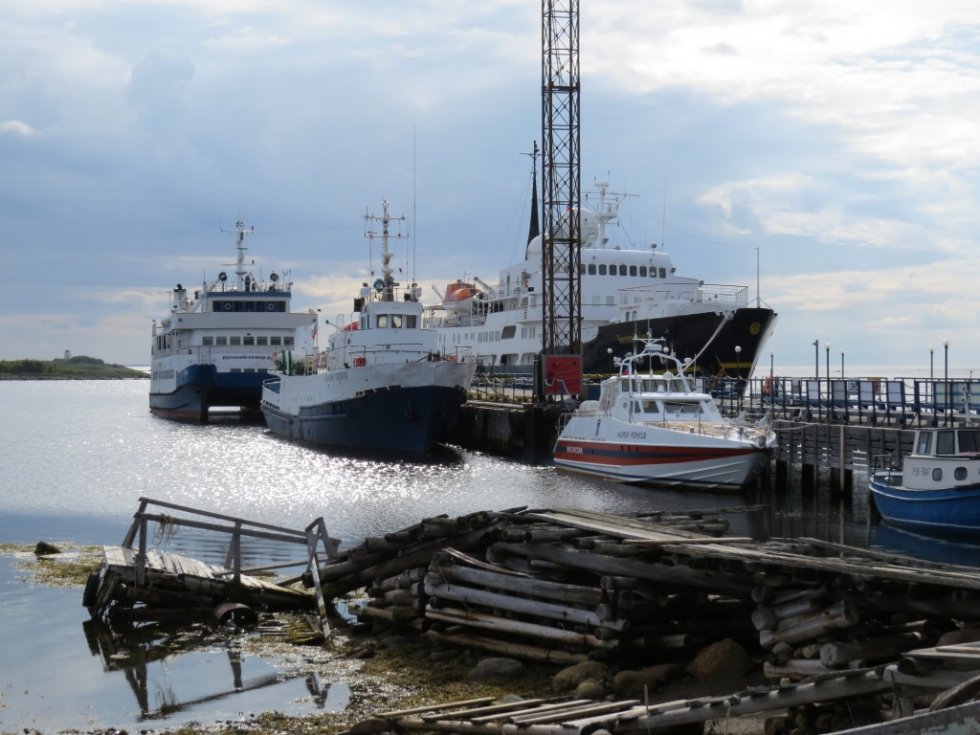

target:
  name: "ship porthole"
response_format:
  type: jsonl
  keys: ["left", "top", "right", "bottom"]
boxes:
{"left": 750, "top": 322, "right": 762, "bottom": 336}
{"left": 933, "top": 468, "right": 943, "bottom": 482}
{"left": 955, "top": 467, "right": 968, "bottom": 481}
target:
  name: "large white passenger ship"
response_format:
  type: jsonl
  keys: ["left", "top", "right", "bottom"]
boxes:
{"left": 425, "top": 181, "right": 776, "bottom": 379}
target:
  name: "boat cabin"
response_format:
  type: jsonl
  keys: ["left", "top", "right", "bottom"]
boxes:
{"left": 893, "top": 427, "right": 980, "bottom": 491}
{"left": 914, "top": 428, "right": 980, "bottom": 457}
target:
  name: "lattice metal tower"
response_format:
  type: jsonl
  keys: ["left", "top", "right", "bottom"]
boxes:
{"left": 540, "top": 0, "right": 581, "bottom": 361}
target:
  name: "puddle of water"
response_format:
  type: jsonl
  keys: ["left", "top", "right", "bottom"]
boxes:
{"left": 0, "top": 554, "right": 349, "bottom": 732}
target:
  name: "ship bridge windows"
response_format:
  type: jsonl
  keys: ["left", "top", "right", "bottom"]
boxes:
{"left": 619, "top": 265, "right": 627, "bottom": 276}
{"left": 375, "top": 314, "right": 416, "bottom": 329}
{"left": 660, "top": 267, "right": 667, "bottom": 278}
{"left": 587, "top": 264, "right": 597, "bottom": 275}
{"left": 211, "top": 299, "right": 287, "bottom": 313}
{"left": 215, "top": 336, "right": 227, "bottom": 346}
{"left": 230, "top": 336, "right": 241, "bottom": 345}
{"left": 271, "top": 336, "right": 282, "bottom": 346}
{"left": 243, "top": 336, "right": 255, "bottom": 346}
{"left": 916, "top": 432, "right": 933, "bottom": 454}
{"left": 639, "top": 266, "right": 647, "bottom": 277}
{"left": 937, "top": 430, "right": 956, "bottom": 455}
{"left": 598, "top": 264, "right": 607, "bottom": 275}
{"left": 203, "top": 336, "right": 214, "bottom": 346}
{"left": 256, "top": 336, "right": 268, "bottom": 346}
{"left": 629, "top": 265, "right": 637, "bottom": 276}
{"left": 501, "top": 325, "right": 516, "bottom": 339}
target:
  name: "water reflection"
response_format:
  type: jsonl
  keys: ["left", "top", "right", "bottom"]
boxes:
{"left": 81, "top": 615, "right": 348, "bottom": 722}
{"left": 870, "top": 522, "right": 980, "bottom": 569}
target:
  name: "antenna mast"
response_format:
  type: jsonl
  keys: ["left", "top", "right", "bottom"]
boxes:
{"left": 539, "top": 0, "right": 582, "bottom": 398}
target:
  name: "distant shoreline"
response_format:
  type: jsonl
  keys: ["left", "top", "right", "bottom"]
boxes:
{"left": 0, "top": 357, "right": 148, "bottom": 380}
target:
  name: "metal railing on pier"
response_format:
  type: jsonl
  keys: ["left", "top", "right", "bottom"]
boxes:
{"left": 722, "top": 375, "right": 978, "bottom": 428}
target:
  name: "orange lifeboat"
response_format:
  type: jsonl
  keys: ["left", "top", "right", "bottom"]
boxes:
{"left": 444, "top": 280, "right": 482, "bottom": 313}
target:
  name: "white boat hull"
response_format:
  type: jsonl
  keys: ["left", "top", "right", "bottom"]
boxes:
{"left": 554, "top": 417, "right": 769, "bottom": 490}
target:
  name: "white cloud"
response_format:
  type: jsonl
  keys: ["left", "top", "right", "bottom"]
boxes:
{"left": 0, "top": 120, "right": 38, "bottom": 136}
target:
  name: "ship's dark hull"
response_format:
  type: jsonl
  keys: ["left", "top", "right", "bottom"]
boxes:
{"left": 149, "top": 364, "right": 267, "bottom": 422}
{"left": 582, "top": 308, "right": 777, "bottom": 376}
{"left": 261, "top": 384, "right": 468, "bottom": 457}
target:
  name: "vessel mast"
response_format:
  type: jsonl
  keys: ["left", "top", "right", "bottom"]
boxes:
{"left": 219, "top": 218, "right": 255, "bottom": 290}
{"left": 364, "top": 200, "right": 407, "bottom": 303}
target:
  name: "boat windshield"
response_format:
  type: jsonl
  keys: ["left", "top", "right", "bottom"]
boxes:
{"left": 958, "top": 429, "right": 980, "bottom": 454}
{"left": 622, "top": 377, "right": 688, "bottom": 394}
{"left": 663, "top": 400, "right": 702, "bottom": 416}
{"left": 633, "top": 400, "right": 660, "bottom": 415}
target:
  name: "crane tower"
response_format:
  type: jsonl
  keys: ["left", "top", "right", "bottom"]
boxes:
{"left": 539, "top": 0, "right": 582, "bottom": 398}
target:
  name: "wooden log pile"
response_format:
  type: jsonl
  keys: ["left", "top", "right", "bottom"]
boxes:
{"left": 316, "top": 507, "right": 980, "bottom": 690}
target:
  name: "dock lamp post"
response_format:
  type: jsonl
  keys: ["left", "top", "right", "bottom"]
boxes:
{"left": 944, "top": 339, "right": 950, "bottom": 426}
{"left": 735, "top": 345, "right": 742, "bottom": 413}
{"left": 813, "top": 339, "right": 819, "bottom": 420}
{"left": 825, "top": 342, "right": 831, "bottom": 421}
{"left": 770, "top": 352, "right": 774, "bottom": 406}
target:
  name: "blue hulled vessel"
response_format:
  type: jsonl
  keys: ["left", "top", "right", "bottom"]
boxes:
{"left": 870, "top": 427, "right": 980, "bottom": 536}
{"left": 260, "top": 201, "right": 476, "bottom": 457}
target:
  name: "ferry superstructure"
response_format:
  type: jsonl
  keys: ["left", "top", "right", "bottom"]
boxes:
{"left": 149, "top": 220, "right": 315, "bottom": 421}
{"left": 425, "top": 181, "right": 776, "bottom": 378}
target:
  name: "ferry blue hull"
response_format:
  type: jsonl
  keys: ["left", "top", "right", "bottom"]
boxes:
{"left": 869, "top": 478, "right": 980, "bottom": 536}
{"left": 149, "top": 364, "right": 268, "bottom": 421}
{"left": 261, "top": 384, "right": 468, "bottom": 456}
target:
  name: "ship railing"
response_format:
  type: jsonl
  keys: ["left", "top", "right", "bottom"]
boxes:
{"left": 618, "top": 283, "right": 749, "bottom": 308}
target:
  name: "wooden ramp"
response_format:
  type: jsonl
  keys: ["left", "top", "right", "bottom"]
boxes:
{"left": 370, "top": 669, "right": 894, "bottom": 734}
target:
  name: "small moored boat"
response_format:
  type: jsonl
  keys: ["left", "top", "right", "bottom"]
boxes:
{"left": 553, "top": 339, "right": 776, "bottom": 490}
{"left": 870, "top": 427, "right": 980, "bottom": 535}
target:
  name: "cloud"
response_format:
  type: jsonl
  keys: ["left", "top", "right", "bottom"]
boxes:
{"left": 0, "top": 120, "right": 38, "bottom": 137}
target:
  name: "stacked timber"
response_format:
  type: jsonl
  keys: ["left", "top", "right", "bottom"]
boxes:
{"left": 324, "top": 510, "right": 507, "bottom": 627}
{"left": 422, "top": 545, "right": 756, "bottom": 665}
{"left": 319, "top": 507, "right": 980, "bottom": 692}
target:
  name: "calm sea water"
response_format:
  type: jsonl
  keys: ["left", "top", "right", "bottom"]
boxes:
{"left": 0, "top": 379, "right": 945, "bottom": 732}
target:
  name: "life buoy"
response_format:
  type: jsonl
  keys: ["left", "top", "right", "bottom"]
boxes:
{"left": 223, "top": 302, "right": 232, "bottom": 311}
{"left": 267, "top": 303, "right": 275, "bottom": 311}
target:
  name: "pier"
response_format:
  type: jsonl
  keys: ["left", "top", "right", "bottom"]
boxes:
{"left": 460, "top": 372, "right": 977, "bottom": 486}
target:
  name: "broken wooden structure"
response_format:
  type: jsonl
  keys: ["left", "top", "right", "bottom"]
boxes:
{"left": 321, "top": 507, "right": 980, "bottom": 732}
{"left": 85, "top": 497, "right": 339, "bottom": 634}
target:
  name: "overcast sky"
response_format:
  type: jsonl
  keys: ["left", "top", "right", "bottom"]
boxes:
{"left": 2, "top": 1, "right": 978, "bottom": 373}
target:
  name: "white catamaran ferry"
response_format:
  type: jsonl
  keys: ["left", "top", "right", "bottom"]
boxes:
{"left": 149, "top": 220, "right": 315, "bottom": 422}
